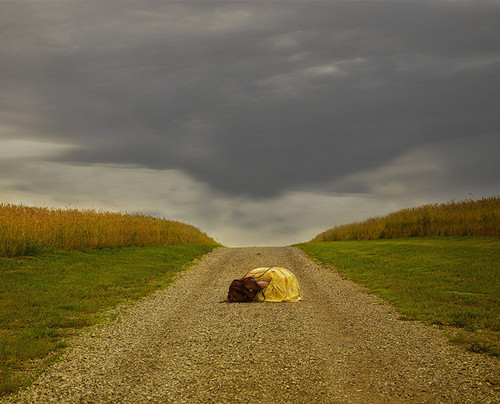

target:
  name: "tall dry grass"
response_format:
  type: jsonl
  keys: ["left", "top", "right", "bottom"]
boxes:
{"left": 0, "top": 203, "right": 219, "bottom": 256}
{"left": 311, "top": 196, "right": 500, "bottom": 242}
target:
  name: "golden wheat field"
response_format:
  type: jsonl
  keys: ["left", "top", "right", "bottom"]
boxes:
{"left": 311, "top": 196, "right": 500, "bottom": 242}
{"left": 0, "top": 203, "right": 219, "bottom": 256}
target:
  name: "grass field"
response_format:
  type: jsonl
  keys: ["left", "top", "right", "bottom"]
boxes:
{"left": 0, "top": 244, "right": 217, "bottom": 395}
{"left": 297, "top": 237, "right": 500, "bottom": 356}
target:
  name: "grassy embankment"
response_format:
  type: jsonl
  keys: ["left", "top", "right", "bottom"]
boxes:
{"left": 299, "top": 197, "right": 500, "bottom": 356}
{"left": 0, "top": 203, "right": 220, "bottom": 395}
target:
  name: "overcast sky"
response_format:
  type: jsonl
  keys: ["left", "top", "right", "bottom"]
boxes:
{"left": 1, "top": 1, "right": 499, "bottom": 246}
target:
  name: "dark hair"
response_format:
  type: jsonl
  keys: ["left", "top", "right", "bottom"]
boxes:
{"left": 224, "top": 277, "right": 262, "bottom": 303}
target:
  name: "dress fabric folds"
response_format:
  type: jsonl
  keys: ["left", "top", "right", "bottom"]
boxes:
{"left": 248, "top": 267, "right": 302, "bottom": 302}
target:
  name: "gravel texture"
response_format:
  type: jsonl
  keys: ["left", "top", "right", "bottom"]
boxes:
{"left": 4, "top": 246, "right": 500, "bottom": 403}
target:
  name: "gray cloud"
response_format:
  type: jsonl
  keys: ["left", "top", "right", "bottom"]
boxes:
{"left": 1, "top": 1, "right": 499, "bottom": 244}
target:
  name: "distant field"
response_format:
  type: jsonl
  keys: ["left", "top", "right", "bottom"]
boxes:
{"left": 0, "top": 203, "right": 219, "bottom": 257}
{"left": 311, "top": 196, "right": 499, "bottom": 242}
{"left": 297, "top": 238, "right": 500, "bottom": 355}
{"left": 0, "top": 244, "right": 217, "bottom": 395}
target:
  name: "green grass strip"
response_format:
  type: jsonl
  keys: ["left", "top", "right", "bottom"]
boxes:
{"left": 0, "top": 244, "right": 217, "bottom": 395}
{"left": 297, "top": 237, "right": 500, "bottom": 354}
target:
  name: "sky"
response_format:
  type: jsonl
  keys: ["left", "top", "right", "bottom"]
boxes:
{"left": 1, "top": 1, "right": 499, "bottom": 246}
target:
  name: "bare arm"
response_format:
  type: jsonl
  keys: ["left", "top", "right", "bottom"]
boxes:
{"left": 243, "top": 272, "right": 270, "bottom": 289}
{"left": 243, "top": 270, "right": 270, "bottom": 289}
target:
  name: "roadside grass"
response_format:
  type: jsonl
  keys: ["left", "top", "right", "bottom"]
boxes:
{"left": 297, "top": 237, "right": 500, "bottom": 356}
{"left": 0, "top": 244, "right": 217, "bottom": 396}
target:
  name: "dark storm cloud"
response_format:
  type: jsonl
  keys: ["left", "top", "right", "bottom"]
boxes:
{"left": 1, "top": 1, "right": 499, "bottom": 197}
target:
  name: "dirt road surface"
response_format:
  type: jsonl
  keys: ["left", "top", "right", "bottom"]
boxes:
{"left": 5, "top": 247, "right": 500, "bottom": 403}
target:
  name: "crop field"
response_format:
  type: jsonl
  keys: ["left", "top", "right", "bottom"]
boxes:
{"left": 0, "top": 203, "right": 219, "bottom": 257}
{"left": 311, "top": 196, "right": 499, "bottom": 242}
{"left": 298, "top": 237, "right": 500, "bottom": 356}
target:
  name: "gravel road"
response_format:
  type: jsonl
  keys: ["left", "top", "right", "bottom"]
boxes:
{"left": 5, "top": 247, "right": 500, "bottom": 403}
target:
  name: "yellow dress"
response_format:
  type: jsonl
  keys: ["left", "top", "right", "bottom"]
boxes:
{"left": 247, "top": 267, "right": 302, "bottom": 302}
